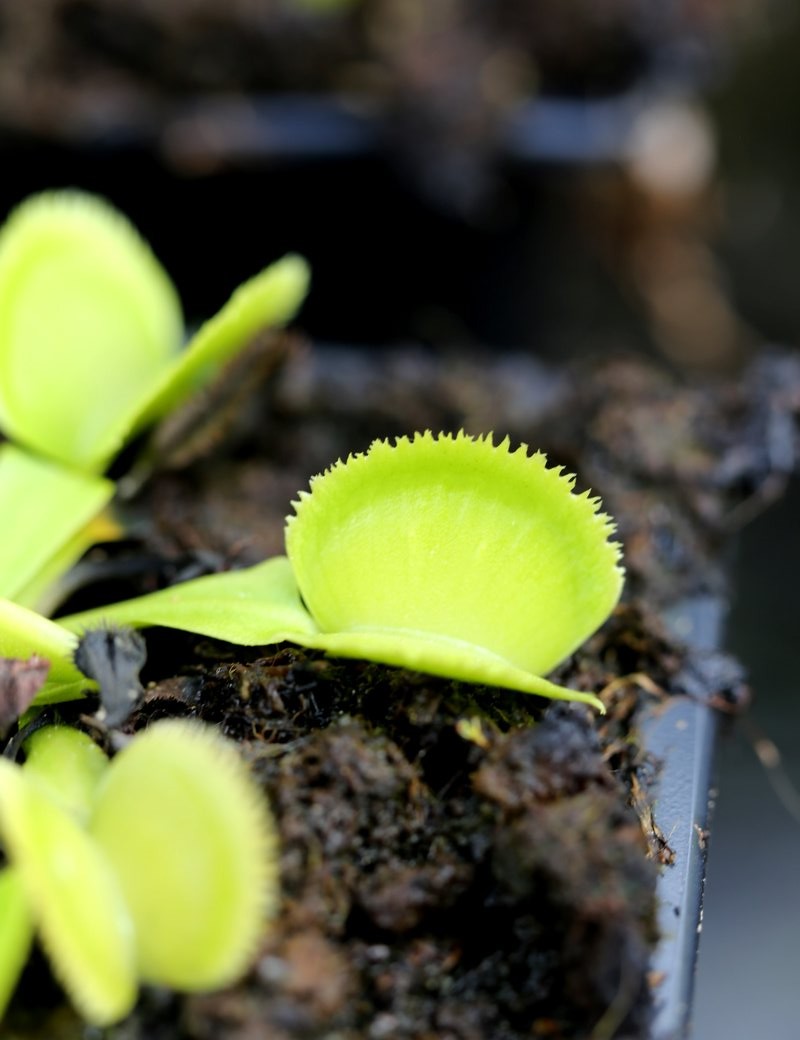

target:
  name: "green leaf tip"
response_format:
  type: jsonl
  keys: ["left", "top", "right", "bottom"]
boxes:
{"left": 129, "top": 253, "right": 311, "bottom": 437}
{"left": 0, "top": 190, "right": 310, "bottom": 473}
{"left": 286, "top": 431, "right": 623, "bottom": 708}
{"left": 91, "top": 719, "right": 280, "bottom": 991}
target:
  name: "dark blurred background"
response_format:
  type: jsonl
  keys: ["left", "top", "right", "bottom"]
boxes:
{"left": 0, "top": 1, "right": 799, "bottom": 1036}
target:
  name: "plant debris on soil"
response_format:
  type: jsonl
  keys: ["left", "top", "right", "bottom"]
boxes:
{"left": 6, "top": 343, "right": 799, "bottom": 1040}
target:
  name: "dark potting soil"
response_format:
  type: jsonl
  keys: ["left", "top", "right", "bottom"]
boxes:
{"left": 5, "top": 343, "right": 798, "bottom": 1040}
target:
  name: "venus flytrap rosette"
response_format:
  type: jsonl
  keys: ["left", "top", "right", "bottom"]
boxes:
{"left": 0, "top": 721, "right": 279, "bottom": 1026}
{"left": 0, "top": 190, "right": 310, "bottom": 474}
{"left": 60, "top": 433, "right": 623, "bottom": 710}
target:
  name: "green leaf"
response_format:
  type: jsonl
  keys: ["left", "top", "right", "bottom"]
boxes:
{"left": 0, "top": 191, "right": 183, "bottom": 472}
{"left": 23, "top": 726, "right": 109, "bottom": 824}
{"left": 0, "top": 444, "right": 115, "bottom": 610}
{"left": 130, "top": 254, "right": 310, "bottom": 435}
{"left": 0, "top": 759, "right": 137, "bottom": 1025}
{"left": 0, "top": 867, "right": 34, "bottom": 1021}
{"left": 59, "top": 556, "right": 318, "bottom": 646}
{"left": 91, "top": 720, "right": 279, "bottom": 990}
{"left": 0, "top": 599, "right": 88, "bottom": 705}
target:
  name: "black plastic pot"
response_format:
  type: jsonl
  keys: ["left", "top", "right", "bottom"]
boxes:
{"left": 644, "top": 597, "right": 721, "bottom": 1040}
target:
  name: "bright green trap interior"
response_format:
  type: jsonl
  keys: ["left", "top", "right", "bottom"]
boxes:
{"left": 287, "top": 433, "right": 624, "bottom": 678}
{"left": 0, "top": 192, "right": 182, "bottom": 471}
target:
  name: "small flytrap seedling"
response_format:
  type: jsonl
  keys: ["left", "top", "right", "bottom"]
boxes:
{"left": 0, "top": 190, "right": 309, "bottom": 616}
{"left": 62, "top": 432, "right": 625, "bottom": 710}
{"left": 0, "top": 720, "right": 277, "bottom": 1025}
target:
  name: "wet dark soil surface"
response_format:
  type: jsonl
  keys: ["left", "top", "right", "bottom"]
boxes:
{"left": 6, "top": 344, "right": 799, "bottom": 1040}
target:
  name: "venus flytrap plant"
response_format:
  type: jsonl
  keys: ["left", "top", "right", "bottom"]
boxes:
{"left": 0, "top": 189, "right": 309, "bottom": 616}
{"left": 0, "top": 721, "right": 278, "bottom": 1026}
{"left": 0, "top": 190, "right": 310, "bottom": 474}
{"left": 0, "top": 435, "right": 619, "bottom": 1018}
{"left": 283, "top": 431, "right": 623, "bottom": 708}
{"left": 61, "top": 432, "right": 624, "bottom": 710}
